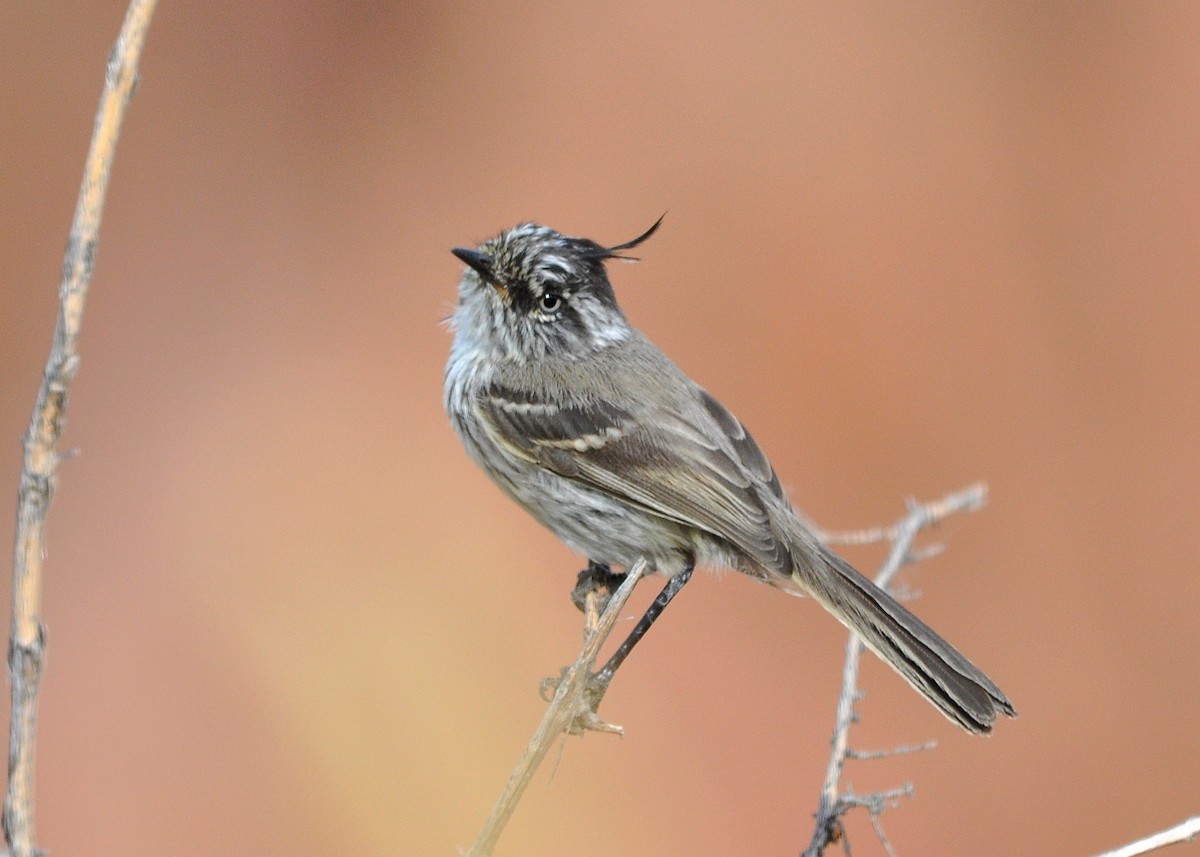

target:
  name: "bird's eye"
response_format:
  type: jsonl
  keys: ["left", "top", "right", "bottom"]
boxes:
{"left": 540, "top": 291, "right": 563, "bottom": 312}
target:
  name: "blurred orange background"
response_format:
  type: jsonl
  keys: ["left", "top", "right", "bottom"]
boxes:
{"left": 3, "top": 3, "right": 1199, "bottom": 855}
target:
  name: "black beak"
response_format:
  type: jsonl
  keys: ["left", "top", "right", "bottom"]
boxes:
{"left": 452, "top": 247, "right": 495, "bottom": 282}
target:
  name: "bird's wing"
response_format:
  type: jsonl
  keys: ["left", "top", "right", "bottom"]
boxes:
{"left": 476, "top": 382, "right": 790, "bottom": 570}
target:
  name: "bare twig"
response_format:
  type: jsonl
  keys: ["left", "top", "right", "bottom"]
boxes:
{"left": 5, "top": 3, "right": 158, "bottom": 855}
{"left": 1090, "top": 817, "right": 1200, "bottom": 857}
{"left": 844, "top": 785, "right": 914, "bottom": 857}
{"left": 463, "top": 558, "right": 650, "bottom": 857}
{"left": 802, "top": 483, "right": 988, "bottom": 857}
{"left": 845, "top": 741, "right": 936, "bottom": 761}
{"left": 817, "top": 522, "right": 902, "bottom": 547}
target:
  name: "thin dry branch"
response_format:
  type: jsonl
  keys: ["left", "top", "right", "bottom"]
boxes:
{"left": 802, "top": 483, "right": 989, "bottom": 857}
{"left": 1091, "top": 817, "right": 1200, "bottom": 857}
{"left": 463, "top": 558, "right": 650, "bottom": 857}
{"left": 5, "top": 3, "right": 158, "bottom": 855}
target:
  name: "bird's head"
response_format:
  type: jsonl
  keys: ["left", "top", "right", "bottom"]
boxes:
{"left": 450, "top": 217, "right": 662, "bottom": 362}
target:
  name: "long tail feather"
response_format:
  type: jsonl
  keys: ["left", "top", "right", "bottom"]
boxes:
{"left": 785, "top": 546, "right": 1015, "bottom": 734}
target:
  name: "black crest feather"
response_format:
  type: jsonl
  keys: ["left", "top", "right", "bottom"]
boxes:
{"left": 581, "top": 213, "right": 666, "bottom": 262}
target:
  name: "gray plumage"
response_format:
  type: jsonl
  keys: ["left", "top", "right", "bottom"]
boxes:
{"left": 444, "top": 219, "right": 1014, "bottom": 733}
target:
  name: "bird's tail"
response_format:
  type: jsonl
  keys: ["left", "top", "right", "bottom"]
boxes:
{"left": 782, "top": 544, "right": 1015, "bottom": 734}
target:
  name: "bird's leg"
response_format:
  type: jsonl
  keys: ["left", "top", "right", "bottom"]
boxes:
{"left": 587, "top": 563, "right": 694, "bottom": 705}
{"left": 548, "top": 560, "right": 693, "bottom": 733}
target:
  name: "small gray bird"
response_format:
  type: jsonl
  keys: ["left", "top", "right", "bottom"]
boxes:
{"left": 444, "top": 218, "right": 1014, "bottom": 733}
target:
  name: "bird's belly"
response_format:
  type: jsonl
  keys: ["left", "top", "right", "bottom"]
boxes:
{"left": 504, "top": 456, "right": 688, "bottom": 569}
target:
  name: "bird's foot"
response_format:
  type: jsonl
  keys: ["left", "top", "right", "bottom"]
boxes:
{"left": 570, "top": 560, "right": 627, "bottom": 616}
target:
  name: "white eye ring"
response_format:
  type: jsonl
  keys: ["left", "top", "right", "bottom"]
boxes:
{"left": 540, "top": 292, "right": 563, "bottom": 311}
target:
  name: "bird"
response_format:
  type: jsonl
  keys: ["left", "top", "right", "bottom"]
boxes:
{"left": 444, "top": 217, "right": 1014, "bottom": 733}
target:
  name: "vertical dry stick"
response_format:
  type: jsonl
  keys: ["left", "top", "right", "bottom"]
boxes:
{"left": 803, "top": 483, "right": 988, "bottom": 857}
{"left": 5, "top": 3, "right": 158, "bottom": 855}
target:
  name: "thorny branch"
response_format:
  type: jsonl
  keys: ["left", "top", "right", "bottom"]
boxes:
{"left": 5, "top": 3, "right": 158, "bottom": 856}
{"left": 802, "top": 482, "right": 989, "bottom": 857}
